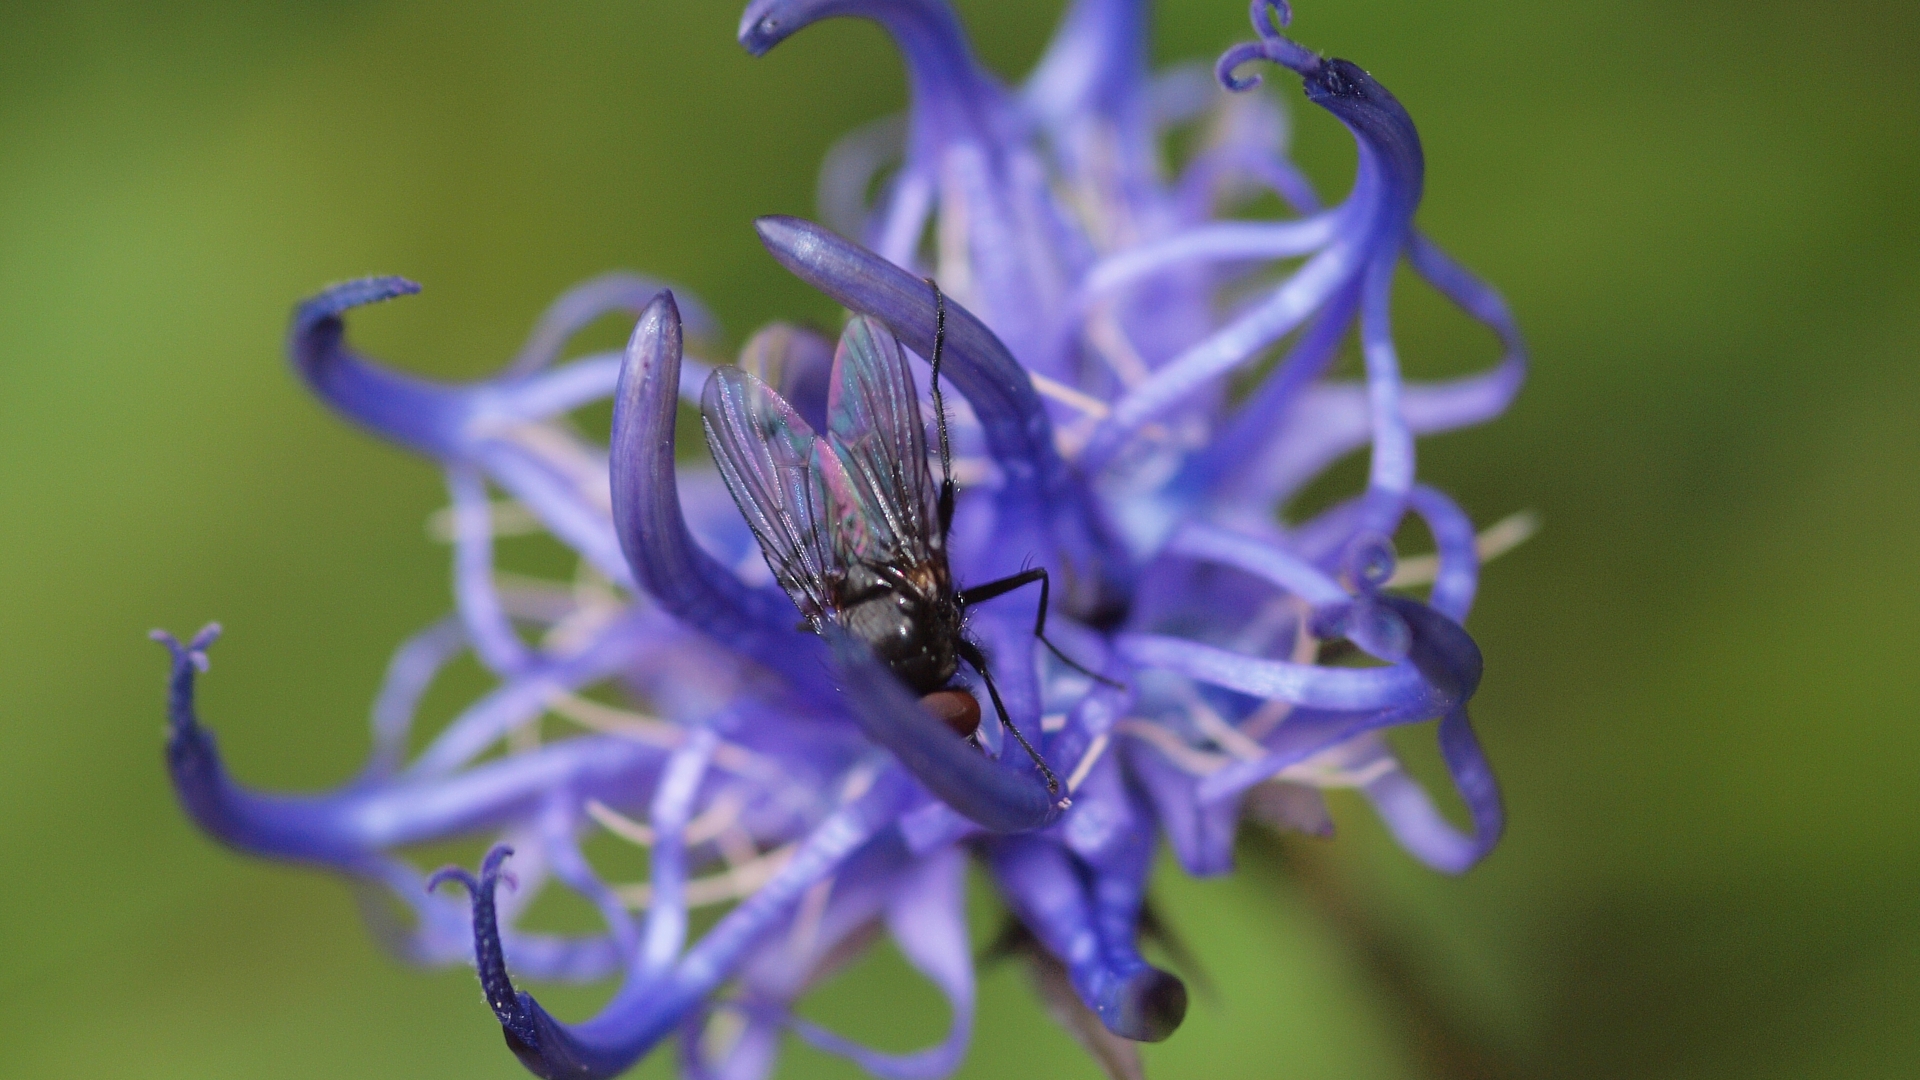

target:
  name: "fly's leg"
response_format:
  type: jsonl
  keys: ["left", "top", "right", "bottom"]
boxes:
{"left": 959, "top": 567, "right": 1125, "bottom": 689}
{"left": 957, "top": 638, "right": 1064, "bottom": 802}
{"left": 925, "top": 278, "right": 956, "bottom": 537}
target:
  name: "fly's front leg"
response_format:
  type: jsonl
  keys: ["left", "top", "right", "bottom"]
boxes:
{"left": 957, "top": 638, "right": 1063, "bottom": 803}
{"left": 959, "top": 567, "right": 1124, "bottom": 688}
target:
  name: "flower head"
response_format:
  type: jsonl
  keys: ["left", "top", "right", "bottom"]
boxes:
{"left": 157, "top": 2, "right": 1525, "bottom": 1077}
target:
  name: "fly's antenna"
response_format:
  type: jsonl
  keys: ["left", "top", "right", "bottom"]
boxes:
{"left": 925, "top": 278, "right": 956, "bottom": 534}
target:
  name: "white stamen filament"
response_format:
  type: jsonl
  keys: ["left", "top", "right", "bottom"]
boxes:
{"left": 1240, "top": 614, "right": 1319, "bottom": 740}
{"left": 1084, "top": 300, "right": 1153, "bottom": 386}
{"left": 936, "top": 163, "right": 974, "bottom": 302}
{"left": 700, "top": 1009, "right": 749, "bottom": 1064}
{"left": 1117, "top": 719, "right": 1232, "bottom": 776}
{"left": 946, "top": 456, "right": 998, "bottom": 488}
{"left": 491, "top": 422, "right": 616, "bottom": 514}
{"left": 540, "top": 600, "right": 622, "bottom": 656}
{"left": 1053, "top": 414, "right": 1102, "bottom": 458}
{"left": 548, "top": 691, "right": 781, "bottom": 781}
{"left": 716, "top": 824, "right": 762, "bottom": 872}
{"left": 1388, "top": 509, "right": 1540, "bottom": 588}
{"left": 836, "top": 760, "right": 881, "bottom": 804}
{"left": 585, "top": 799, "right": 656, "bottom": 846}
{"left": 1177, "top": 680, "right": 1267, "bottom": 761}
{"left": 1065, "top": 732, "right": 1111, "bottom": 793}
{"left": 787, "top": 877, "right": 836, "bottom": 963}
{"left": 427, "top": 498, "right": 544, "bottom": 542}
{"left": 507, "top": 716, "right": 542, "bottom": 755}
{"left": 493, "top": 578, "right": 583, "bottom": 624}
{"left": 615, "top": 843, "right": 797, "bottom": 910}
{"left": 586, "top": 790, "right": 746, "bottom": 849}
{"left": 1028, "top": 371, "right": 1112, "bottom": 419}
{"left": 547, "top": 691, "right": 674, "bottom": 744}
{"left": 1278, "top": 754, "right": 1398, "bottom": 789}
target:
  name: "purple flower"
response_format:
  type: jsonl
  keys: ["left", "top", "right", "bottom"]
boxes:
{"left": 155, "top": 2, "right": 1526, "bottom": 1077}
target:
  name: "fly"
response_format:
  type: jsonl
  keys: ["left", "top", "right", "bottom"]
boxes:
{"left": 700, "top": 280, "right": 1114, "bottom": 802}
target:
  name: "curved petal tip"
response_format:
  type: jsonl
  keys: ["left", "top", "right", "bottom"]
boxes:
{"left": 426, "top": 845, "right": 565, "bottom": 1077}
{"left": 738, "top": 0, "right": 798, "bottom": 56}
{"left": 1217, "top": 1, "right": 1321, "bottom": 91}
{"left": 151, "top": 623, "right": 222, "bottom": 674}
{"left": 1111, "top": 967, "right": 1188, "bottom": 1043}
{"left": 292, "top": 276, "right": 422, "bottom": 336}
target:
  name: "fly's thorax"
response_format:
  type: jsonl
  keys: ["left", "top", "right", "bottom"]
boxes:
{"left": 832, "top": 561, "right": 961, "bottom": 694}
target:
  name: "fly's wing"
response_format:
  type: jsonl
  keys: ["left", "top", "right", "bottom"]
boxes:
{"left": 700, "top": 367, "right": 837, "bottom": 624}
{"left": 738, "top": 322, "right": 833, "bottom": 434}
{"left": 823, "top": 315, "right": 941, "bottom": 569}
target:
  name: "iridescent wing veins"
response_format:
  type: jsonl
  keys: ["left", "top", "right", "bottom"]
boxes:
{"left": 700, "top": 368, "right": 837, "bottom": 623}
{"left": 823, "top": 316, "right": 941, "bottom": 569}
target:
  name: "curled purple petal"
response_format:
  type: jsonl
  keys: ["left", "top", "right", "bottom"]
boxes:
{"left": 607, "top": 291, "right": 835, "bottom": 693}
{"left": 1406, "top": 484, "right": 1479, "bottom": 621}
{"left": 1079, "top": 240, "right": 1361, "bottom": 471}
{"left": 1359, "top": 707, "right": 1504, "bottom": 873}
{"left": 436, "top": 769, "right": 912, "bottom": 1080}
{"left": 1203, "top": 362, "right": 1521, "bottom": 516}
{"left": 1214, "top": 3, "right": 1314, "bottom": 90}
{"left": 988, "top": 834, "right": 1187, "bottom": 1042}
{"left": 738, "top": 0, "right": 1004, "bottom": 156}
{"left": 1184, "top": 596, "right": 1485, "bottom": 804}
{"left": 826, "top": 628, "right": 1060, "bottom": 833}
{"left": 1164, "top": 521, "right": 1346, "bottom": 607}
{"left": 447, "top": 465, "right": 535, "bottom": 674}
{"left": 1115, "top": 623, "right": 1444, "bottom": 714}
{"left": 1080, "top": 214, "right": 1343, "bottom": 300}
{"left": 288, "top": 277, "right": 467, "bottom": 456}
{"left": 365, "top": 615, "right": 465, "bottom": 778}
{"left": 1251, "top": 0, "right": 1293, "bottom": 35}
{"left": 161, "top": 630, "right": 666, "bottom": 862}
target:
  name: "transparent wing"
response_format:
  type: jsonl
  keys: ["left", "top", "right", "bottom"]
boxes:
{"left": 823, "top": 316, "right": 941, "bottom": 569}
{"left": 700, "top": 367, "right": 838, "bottom": 623}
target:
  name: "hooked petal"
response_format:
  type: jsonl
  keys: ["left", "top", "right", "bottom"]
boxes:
{"left": 435, "top": 769, "right": 913, "bottom": 1080}
{"left": 1179, "top": 596, "right": 1486, "bottom": 804}
{"left": 287, "top": 277, "right": 665, "bottom": 585}
{"left": 288, "top": 277, "right": 464, "bottom": 456}
{"left": 155, "top": 626, "right": 670, "bottom": 863}
{"left": 739, "top": 0, "right": 1005, "bottom": 154}
{"left": 1351, "top": 712, "right": 1505, "bottom": 873}
{"left": 1406, "top": 484, "right": 1480, "bottom": 622}
{"left": 1115, "top": 611, "right": 1462, "bottom": 715}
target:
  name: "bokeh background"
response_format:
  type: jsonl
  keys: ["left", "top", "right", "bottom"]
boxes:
{"left": 3, "top": 1, "right": 1915, "bottom": 1077}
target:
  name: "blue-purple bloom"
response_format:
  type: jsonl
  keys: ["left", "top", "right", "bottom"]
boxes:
{"left": 155, "top": 2, "right": 1525, "bottom": 1077}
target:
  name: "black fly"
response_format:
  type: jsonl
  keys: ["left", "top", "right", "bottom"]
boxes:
{"left": 700, "top": 281, "right": 1113, "bottom": 802}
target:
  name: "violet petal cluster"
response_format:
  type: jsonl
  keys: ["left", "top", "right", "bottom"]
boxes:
{"left": 156, "top": 2, "right": 1525, "bottom": 1078}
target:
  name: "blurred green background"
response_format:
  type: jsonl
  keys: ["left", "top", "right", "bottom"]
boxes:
{"left": 3, "top": 1, "right": 1915, "bottom": 1077}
